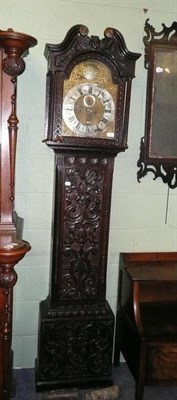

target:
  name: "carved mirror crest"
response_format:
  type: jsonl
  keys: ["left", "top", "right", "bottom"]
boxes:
{"left": 137, "top": 19, "right": 177, "bottom": 188}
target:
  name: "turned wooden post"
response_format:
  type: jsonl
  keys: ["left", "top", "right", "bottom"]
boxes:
{"left": 0, "top": 29, "right": 37, "bottom": 400}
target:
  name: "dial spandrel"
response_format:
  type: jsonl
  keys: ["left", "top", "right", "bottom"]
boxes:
{"left": 62, "top": 60, "right": 118, "bottom": 139}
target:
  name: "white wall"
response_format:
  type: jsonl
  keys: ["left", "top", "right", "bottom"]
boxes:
{"left": 1, "top": 0, "right": 176, "bottom": 368}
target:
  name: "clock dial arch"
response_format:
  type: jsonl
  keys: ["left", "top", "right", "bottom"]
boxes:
{"left": 44, "top": 25, "right": 141, "bottom": 149}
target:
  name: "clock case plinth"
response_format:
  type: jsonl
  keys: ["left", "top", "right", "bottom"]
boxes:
{"left": 35, "top": 25, "right": 140, "bottom": 390}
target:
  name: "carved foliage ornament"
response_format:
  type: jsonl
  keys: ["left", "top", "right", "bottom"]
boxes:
{"left": 137, "top": 19, "right": 177, "bottom": 188}
{"left": 39, "top": 319, "right": 113, "bottom": 380}
{"left": 63, "top": 163, "right": 103, "bottom": 300}
{"left": 45, "top": 25, "right": 139, "bottom": 78}
{"left": 53, "top": 154, "right": 113, "bottom": 305}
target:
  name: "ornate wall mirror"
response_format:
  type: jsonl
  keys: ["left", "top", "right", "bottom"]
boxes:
{"left": 137, "top": 19, "right": 177, "bottom": 188}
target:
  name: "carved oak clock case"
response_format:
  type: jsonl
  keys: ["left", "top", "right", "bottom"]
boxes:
{"left": 35, "top": 25, "right": 140, "bottom": 390}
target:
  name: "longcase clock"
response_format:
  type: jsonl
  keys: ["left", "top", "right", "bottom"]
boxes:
{"left": 35, "top": 25, "right": 140, "bottom": 390}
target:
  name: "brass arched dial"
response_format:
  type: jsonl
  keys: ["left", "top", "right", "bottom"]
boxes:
{"left": 62, "top": 82, "right": 115, "bottom": 137}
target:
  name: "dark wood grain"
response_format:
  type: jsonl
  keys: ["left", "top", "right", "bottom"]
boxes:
{"left": 36, "top": 25, "right": 140, "bottom": 391}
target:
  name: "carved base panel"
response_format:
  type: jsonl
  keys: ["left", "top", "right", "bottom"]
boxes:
{"left": 35, "top": 298, "right": 114, "bottom": 390}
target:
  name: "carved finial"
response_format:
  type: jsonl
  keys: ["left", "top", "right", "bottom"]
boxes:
{"left": 104, "top": 27, "right": 114, "bottom": 38}
{"left": 79, "top": 25, "right": 89, "bottom": 37}
{"left": 2, "top": 56, "right": 25, "bottom": 76}
{"left": 0, "top": 267, "right": 17, "bottom": 288}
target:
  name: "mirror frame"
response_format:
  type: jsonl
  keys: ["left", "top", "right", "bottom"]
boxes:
{"left": 137, "top": 19, "right": 177, "bottom": 188}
